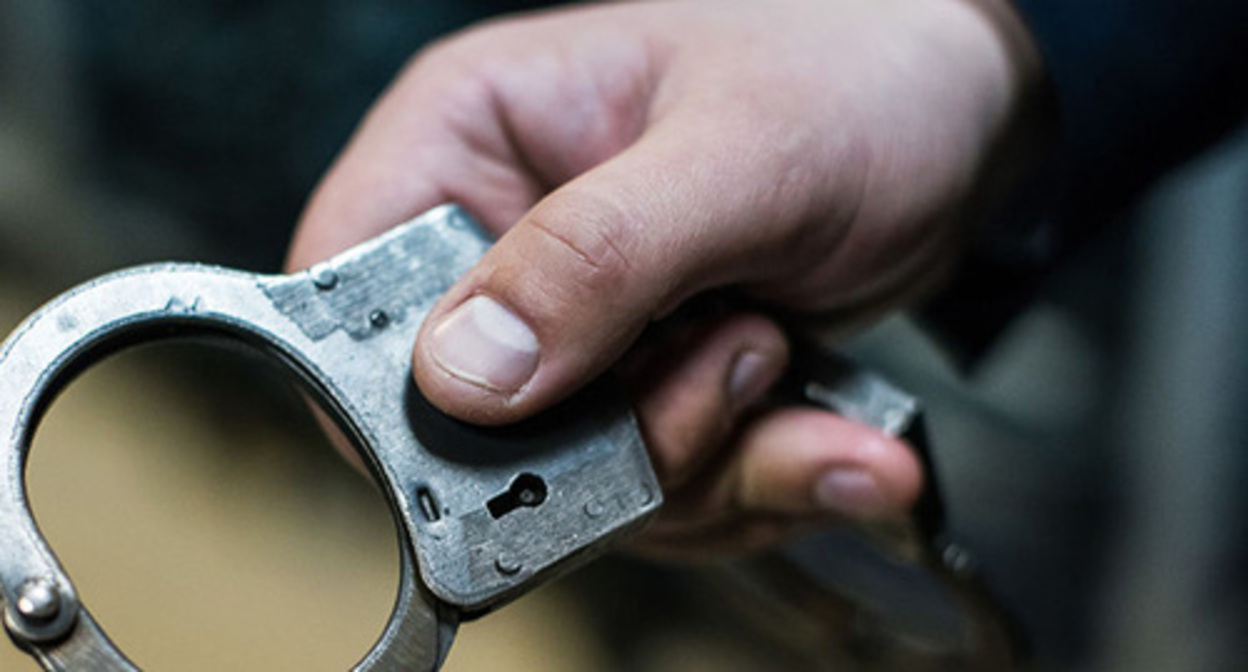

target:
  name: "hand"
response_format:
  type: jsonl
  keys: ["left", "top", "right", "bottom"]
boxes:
{"left": 288, "top": 0, "right": 1044, "bottom": 559}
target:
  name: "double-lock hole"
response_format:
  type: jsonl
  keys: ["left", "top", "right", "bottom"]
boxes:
{"left": 487, "top": 473, "right": 547, "bottom": 519}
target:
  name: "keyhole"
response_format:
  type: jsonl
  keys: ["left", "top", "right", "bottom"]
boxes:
{"left": 487, "top": 473, "right": 547, "bottom": 519}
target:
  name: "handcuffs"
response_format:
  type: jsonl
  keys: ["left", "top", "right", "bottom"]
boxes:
{"left": 0, "top": 205, "right": 1014, "bottom": 670}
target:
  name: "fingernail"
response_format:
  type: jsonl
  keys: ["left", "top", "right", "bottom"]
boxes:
{"left": 814, "top": 468, "right": 885, "bottom": 517}
{"left": 727, "top": 350, "right": 772, "bottom": 412}
{"left": 428, "top": 295, "right": 539, "bottom": 393}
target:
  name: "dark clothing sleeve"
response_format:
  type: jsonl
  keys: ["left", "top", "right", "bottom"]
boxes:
{"left": 922, "top": 0, "right": 1248, "bottom": 364}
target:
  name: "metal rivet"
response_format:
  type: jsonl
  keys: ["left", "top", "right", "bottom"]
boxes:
{"left": 312, "top": 267, "right": 339, "bottom": 291}
{"left": 584, "top": 500, "right": 605, "bottom": 518}
{"left": 639, "top": 484, "right": 655, "bottom": 506}
{"left": 494, "top": 555, "right": 522, "bottom": 576}
{"left": 16, "top": 579, "right": 61, "bottom": 622}
{"left": 369, "top": 310, "right": 389, "bottom": 329}
{"left": 941, "top": 542, "right": 977, "bottom": 576}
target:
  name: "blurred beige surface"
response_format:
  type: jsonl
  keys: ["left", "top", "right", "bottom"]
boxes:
{"left": 0, "top": 282, "right": 614, "bottom": 672}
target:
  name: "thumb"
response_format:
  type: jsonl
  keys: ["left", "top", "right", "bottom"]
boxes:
{"left": 412, "top": 121, "right": 836, "bottom": 424}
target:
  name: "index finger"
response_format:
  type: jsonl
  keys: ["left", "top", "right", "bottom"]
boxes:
{"left": 285, "top": 43, "right": 543, "bottom": 272}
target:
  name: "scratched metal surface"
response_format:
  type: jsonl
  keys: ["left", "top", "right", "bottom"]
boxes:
{"left": 0, "top": 281, "right": 617, "bottom": 672}
{"left": 0, "top": 206, "right": 660, "bottom": 670}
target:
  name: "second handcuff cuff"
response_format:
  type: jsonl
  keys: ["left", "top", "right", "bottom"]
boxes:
{"left": 0, "top": 205, "right": 1015, "bottom": 670}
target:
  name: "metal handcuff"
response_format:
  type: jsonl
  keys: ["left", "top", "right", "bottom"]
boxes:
{"left": 0, "top": 205, "right": 1012, "bottom": 670}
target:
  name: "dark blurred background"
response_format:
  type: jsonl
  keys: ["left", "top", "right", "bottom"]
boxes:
{"left": 1, "top": 1, "right": 1246, "bottom": 671}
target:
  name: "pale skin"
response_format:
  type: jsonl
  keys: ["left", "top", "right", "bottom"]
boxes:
{"left": 288, "top": 0, "right": 1045, "bottom": 560}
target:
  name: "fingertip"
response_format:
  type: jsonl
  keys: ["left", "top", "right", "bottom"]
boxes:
{"left": 724, "top": 320, "right": 790, "bottom": 413}
{"left": 626, "top": 313, "right": 789, "bottom": 485}
{"left": 830, "top": 420, "right": 925, "bottom": 516}
{"left": 735, "top": 408, "right": 924, "bottom": 521}
{"left": 412, "top": 296, "right": 537, "bottom": 426}
{"left": 425, "top": 294, "right": 540, "bottom": 392}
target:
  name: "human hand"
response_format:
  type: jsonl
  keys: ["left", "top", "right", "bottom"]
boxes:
{"left": 288, "top": 0, "right": 1044, "bottom": 559}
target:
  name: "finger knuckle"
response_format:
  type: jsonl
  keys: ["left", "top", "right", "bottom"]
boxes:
{"left": 405, "top": 23, "right": 519, "bottom": 112}
{"left": 525, "top": 193, "right": 640, "bottom": 300}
